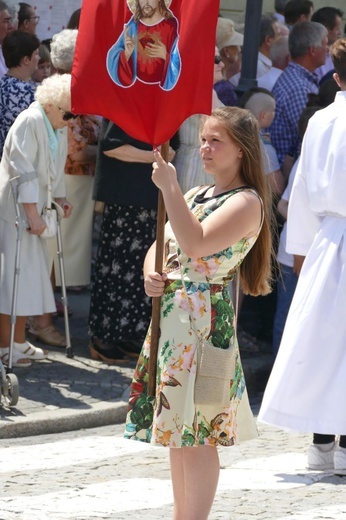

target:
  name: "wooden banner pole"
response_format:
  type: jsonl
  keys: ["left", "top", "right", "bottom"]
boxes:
{"left": 147, "top": 140, "right": 170, "bottom": 397}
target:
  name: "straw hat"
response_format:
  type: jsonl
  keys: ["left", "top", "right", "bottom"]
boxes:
{"left": 216, "top": 17, "right": 244, "bottom": 50}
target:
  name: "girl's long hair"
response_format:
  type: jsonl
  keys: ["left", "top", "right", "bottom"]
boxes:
{"left": 208, "top": 107, "right": 274, "bottom": 296}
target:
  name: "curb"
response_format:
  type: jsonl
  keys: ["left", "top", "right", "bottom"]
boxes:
{"left": 0, "top": 400, "right": 129, "bottom": 439}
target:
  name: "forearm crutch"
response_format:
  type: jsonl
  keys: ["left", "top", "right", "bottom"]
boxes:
{"left": 1, "top": 177, "right": 28, "bottom": 406}
{"left": 54, "top": 204, "right": 73, "bottom": 358}
{"left": 8, "top": 178, "right": 28, "bottom": 373}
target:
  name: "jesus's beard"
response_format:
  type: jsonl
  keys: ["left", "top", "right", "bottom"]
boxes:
{"left": 141, "top": 5, "right": 157, "bottom": 19}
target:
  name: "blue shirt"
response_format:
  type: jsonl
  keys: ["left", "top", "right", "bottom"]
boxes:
{"left": 214, "top": 80, "right": 238, "bottom": 106}
{"left": 270, "top": 62, "right": 318, "bottom": 165}
{"left": 0, "top": 74, "right": 35, "bottom": 158}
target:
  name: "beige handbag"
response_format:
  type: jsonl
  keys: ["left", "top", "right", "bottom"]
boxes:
{"left": 40, "top": 177, "right": 64, "bottom": 239}
{"left": 194, "top": 335, "right": 236, "bottom": 407}
{"left": 177, "top": 251, "right": 239, "bottom": 408}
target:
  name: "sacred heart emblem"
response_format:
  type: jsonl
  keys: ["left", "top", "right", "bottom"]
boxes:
{"left": 139, "top": 36, "right": 155, "bottom": 49}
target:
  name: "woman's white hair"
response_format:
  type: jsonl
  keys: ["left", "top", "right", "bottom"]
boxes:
{"left": 35, "top": 74, "right": 71, "bottom": 107}
{"left": 50, "top": 29, "right": 78, "bottom": 72}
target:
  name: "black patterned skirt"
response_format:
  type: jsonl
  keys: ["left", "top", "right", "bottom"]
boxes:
{"left": 89, "top": 204, "right": 157, "bottom": 343}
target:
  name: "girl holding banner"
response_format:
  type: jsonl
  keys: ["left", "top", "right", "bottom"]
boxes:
{"left": 125, "top": 107, "right": 273, "bottom": 519}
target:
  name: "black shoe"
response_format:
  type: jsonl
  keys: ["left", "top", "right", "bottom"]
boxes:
{"left": 117, "top": 340, "right": 143, "bottom": 359}
{"left": 89, "top": 339, "right": 129, "bottom": 364}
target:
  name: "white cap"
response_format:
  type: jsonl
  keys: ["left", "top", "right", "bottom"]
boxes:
{"left": 216, "top": 18, "right": 244, "bottom": 50}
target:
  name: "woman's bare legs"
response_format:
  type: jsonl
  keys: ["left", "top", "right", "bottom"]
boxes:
{"left": 32, "top": 266, "right": 62, "bottom": 334}
{"left": 34, "top": 313, "right": 54, "bottom": 328}
{"left": 170, "top": 448, "right": 186, "bottom": 520}
{"left": 169, "top": 448, "right": 185, "bottom": 520}
{"left": 29, "top": 267, "right": 66, "bottom": 346}
{"left": 170, "top": 445, "right": 220, "bottom": 520}
{"left": 0, "top": 314, "right": 27, "bottom": 347}
{"left": 0, "top": 313, "right": 32, "bottom": 364}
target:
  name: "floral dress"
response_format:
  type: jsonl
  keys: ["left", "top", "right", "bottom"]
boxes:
{"left": 0, "top": 74, "right": 35, "bottom": 158}
{"left": 65, "top": 115, "right": 101, "bottom": 176}
{"left": 125, "top": 186, "right": 261, "bottom": 447}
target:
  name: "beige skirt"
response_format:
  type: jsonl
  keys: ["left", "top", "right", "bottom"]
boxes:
{"left": 47, "top": 175, "right": 95, "bottom": 287}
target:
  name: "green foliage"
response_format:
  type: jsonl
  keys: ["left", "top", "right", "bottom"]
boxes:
{"left": 163, "top": 302, "right": 174, "bottom": 318}
{"left": 130, "top": 395, "right": 154, "bottom": 432}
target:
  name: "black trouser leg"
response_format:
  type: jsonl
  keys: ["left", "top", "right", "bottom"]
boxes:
{"left": 339, "top": 436, "right": 346, "bottom": 448}
{"left": 313, "top": 433, "right": 335, "bottom": 444}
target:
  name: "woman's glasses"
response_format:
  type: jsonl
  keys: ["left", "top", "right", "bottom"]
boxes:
{"left": 214, "top": 56, "right": 222, "bottom": 65}
{"left": 58, "top": 107, "right": 78, "bottom": 121}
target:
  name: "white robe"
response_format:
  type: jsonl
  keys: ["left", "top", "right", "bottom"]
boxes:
{"left": 258, "top": 91, "right": 346, "bottom": 435}
{"left": 0, "top": 102, "right": 67, "bottom": 315}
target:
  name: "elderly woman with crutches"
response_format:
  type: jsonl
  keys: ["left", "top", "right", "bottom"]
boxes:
{"left": 0, "top": 74, "right": 73, "bottom": 368}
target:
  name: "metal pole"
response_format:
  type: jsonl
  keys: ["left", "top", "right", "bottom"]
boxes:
{"left": 236, "top": 0, "right": 263, "bottom": 97}
{"left": 56, "top": 212, "right": 73, "bottom": 358}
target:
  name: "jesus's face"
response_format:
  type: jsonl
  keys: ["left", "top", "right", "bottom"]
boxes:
{"left": 138, "top": 0, "right": 159, "bottom": 19}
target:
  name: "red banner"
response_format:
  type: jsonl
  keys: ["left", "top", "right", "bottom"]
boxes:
{"left": 71, "top": 0, "right": 219, "bottom": 146}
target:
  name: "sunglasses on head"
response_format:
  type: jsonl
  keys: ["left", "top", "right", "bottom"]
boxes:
{"left": 214, "top": 55, "right": 222, "bottom": 64}
{"left": 58, "top": 107, "right": 78, "bottom": 121}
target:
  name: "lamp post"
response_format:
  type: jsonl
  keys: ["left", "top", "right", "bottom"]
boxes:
{"left": 236, "top": 0, "right": 263, "bottom": 97}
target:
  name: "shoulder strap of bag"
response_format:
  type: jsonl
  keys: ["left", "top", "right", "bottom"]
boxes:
{"left": 46, "top": 176, "right": 52, "bottom": 211}
{"left": 176, "top": 249, "right": 239, "bottom": 340}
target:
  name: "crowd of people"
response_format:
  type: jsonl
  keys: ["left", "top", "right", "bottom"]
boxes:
{"left": 0, "top": 0, "right": 345, "bottom": 516}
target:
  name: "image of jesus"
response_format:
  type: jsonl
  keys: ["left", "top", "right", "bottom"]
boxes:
{"left": 107, "top": 0, "right": 181, "bottom": 90}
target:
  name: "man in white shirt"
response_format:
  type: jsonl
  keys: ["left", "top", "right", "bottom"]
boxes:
{"left": 312, "top": 7, "right": 343, "bottom": 83}
{"left": 258, "top": 35, "right": 289, "bottom": 91}
{"left": 230, "top": 14, "right": 280, "bottom": 87}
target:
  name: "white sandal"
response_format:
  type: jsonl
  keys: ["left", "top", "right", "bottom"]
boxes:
{"left": 0, "top": 347, "right": 32, "bottom": 368}
{"left": 14, "top": 341, "right": 47, "bottom": 360}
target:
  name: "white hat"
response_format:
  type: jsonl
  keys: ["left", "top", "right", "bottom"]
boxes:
{"left": 216, "top": 18, "right": 244, "bottom": 50}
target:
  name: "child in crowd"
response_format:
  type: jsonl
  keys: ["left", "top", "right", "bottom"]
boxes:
{"left": 241, "top": 87, "right": 285, "bottom": 196}
{"left": 30, "top": 43, "right": 51, "bottom": 87}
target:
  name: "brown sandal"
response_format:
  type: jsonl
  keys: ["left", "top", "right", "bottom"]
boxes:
{"left": 28, "top": 325, "right": 67, "bottom": 347}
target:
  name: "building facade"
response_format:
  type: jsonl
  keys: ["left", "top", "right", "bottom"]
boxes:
{"left": 220, "top": 0, "right": 346, "bottom": 25}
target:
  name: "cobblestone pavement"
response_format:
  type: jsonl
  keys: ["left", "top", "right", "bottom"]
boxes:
{"left": 1, "top": 403, "right": 345, "bottom": 520}
{"left": 0, "top": 291, "right": 136, "bottom": 438}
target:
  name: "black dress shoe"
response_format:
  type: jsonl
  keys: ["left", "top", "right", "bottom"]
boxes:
{"left": 117, "top": 340, "right": 143, "bottom": 359}
{"left": 89, "top": 339, "right": 129, "bottom": 364}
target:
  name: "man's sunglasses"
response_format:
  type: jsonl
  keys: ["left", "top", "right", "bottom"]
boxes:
{"left": 58, "top": 107, "right": 78, "bottom": 121}
{"left": 214, "top": 56, "right": 222, "bottom": 65}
